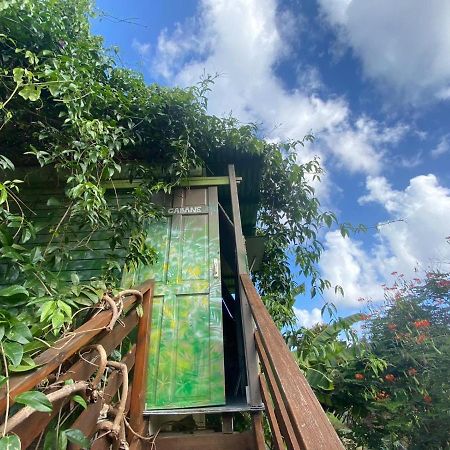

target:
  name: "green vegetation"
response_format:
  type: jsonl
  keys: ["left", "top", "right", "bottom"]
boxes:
{"left": 2, "top": 2, "right": 448, "bottom": 449}
{"left": 287, "top": 269, "right": 450, "bottom": 449}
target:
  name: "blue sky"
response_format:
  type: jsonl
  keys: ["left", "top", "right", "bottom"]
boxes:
{"left": 92, "top": 0, "right": 450, "bottom": 326}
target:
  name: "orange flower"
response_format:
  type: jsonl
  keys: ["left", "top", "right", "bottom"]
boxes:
{"left": 354, "top": 373, "right": 365, "bottom": 380}
{"left": 423, "top": 395, "right": 432, "bottom": 404}
{"left": 375, "top": 390, "right": 390, "bottom": 400}
{"left": 414, "top": 319, "right": 431, "bottom": 328}
{"left": 387, "top": 323, "right": 397, "bottom": 331}
{"left": 407, "top": 368, "right": 417, "bottom": 376}
{"left": 384, "top": 374, "right": 395, "bottom": 382}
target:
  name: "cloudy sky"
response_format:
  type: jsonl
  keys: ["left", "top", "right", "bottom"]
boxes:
{"left": 93, "top": 0, "right": 450, "bottom": 327}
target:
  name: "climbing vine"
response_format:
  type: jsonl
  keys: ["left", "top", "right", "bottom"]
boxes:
{"left": 0, "top": 0, "right": 348, "bottom": 445}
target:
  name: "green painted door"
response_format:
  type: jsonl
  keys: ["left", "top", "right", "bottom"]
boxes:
{"left": 124, "top": 187, "right": 225, "bottom": 410}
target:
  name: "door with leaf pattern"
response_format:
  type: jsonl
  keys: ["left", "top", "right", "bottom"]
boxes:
{"left": 124, "top": 187, "right": 225, "bottom": 410}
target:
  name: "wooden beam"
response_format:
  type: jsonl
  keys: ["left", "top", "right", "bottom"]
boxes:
{"left": 241, "top": 274, "right": 344, "bottom": 450}
{"left": 128, "top": 282, "right": 154, "bottom": 446}
{"left": 251, "top": 412, "right": 266, "bottom": 450}
{"left": 154, "top": 431, "right": 255, "bottom": 450}
{"left": 259, "top": 374, "right": 285, "bottom": 450}
{"left": 103, "top": 176, "right": 242, "bottom": 190}
{"left": 228, "top": 164, "right": 261, "bottom": 407}
{"left": 0, "top": 290, "right": 145, "bottom": 414}
{"left": 12, "top": 311, "right": 141, "bottom": 448}
{"left": 256, "top": 332, "right": 299, "bottom": 450}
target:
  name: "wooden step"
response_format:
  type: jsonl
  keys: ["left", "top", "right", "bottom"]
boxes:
{"left": 149, "top": 430, "right": 256, "bottom": 450}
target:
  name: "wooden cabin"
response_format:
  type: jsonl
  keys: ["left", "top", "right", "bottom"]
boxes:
{"left": 0, "top": 158, "right": 344, "bottom": 449}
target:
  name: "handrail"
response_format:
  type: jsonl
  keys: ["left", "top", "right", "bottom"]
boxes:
{"left": 240, "top": 274, "right": 344, "bottom": 450}
{"left": 0, "top": 280, "right": 154, "bottom": 449}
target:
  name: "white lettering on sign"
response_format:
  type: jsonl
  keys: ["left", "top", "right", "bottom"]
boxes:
{"left": 166, "top": 206, "right": 207, "bottom": 215}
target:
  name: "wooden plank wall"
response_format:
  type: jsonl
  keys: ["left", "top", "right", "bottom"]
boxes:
{"left": 0, "top": 187, "right": 130, "bottom": 288}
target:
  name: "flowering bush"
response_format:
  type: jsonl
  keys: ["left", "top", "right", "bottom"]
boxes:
{"left": 356, "top": 270, "right": 450, "bottom": 449}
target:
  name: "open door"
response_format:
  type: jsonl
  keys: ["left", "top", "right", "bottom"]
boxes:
{"left": 125, "top": 187, "right": 225, "bottom": 410}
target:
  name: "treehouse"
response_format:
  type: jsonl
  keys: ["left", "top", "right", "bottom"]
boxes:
{"left": 0, "top": 157, "right": 344, "bottom": 449}
{"left": 111, "top": 163, "right": 265, "bottom": 420}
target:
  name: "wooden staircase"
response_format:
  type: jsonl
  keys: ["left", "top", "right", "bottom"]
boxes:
{"left": 0, "top": 277, "right": 343, "bottom": 450}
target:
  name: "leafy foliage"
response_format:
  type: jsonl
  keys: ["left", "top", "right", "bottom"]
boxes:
{"left": 290, "top": 269, "right": 450, "bottom": 449}
{"left": 0, "top": 0, "right": 339, "bottom": 335}
{"left": 356, "top": 271, "right": 450, "bottom": 449}
{"left": 0, "top": 0, "right": 342, "bottom": 445}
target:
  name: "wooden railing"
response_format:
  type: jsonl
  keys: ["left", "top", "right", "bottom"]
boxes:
{"left": 240, "top": 274, "right": 344, "bottom": 450}
{"left": 0, "top": 280, "right": 154, "bottom": 450}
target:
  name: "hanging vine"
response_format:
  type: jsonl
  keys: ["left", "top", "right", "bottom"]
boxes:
{"left": 0, "top": 0, "right": 341, "bottom": 382}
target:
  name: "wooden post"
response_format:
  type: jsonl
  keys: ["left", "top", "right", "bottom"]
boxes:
{"left": 252, "top": 412, "right": 266, "bottom": 450}
{"left": 128, "top": 282, "right": 154, "bottom": 448}
{"left": 228, "top": 164, "right": 262, "bottom": 407}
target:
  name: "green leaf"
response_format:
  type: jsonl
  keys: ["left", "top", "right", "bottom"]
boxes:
{"left": 57, "top": 300, "right": 72, "bottom": 319}
{"left": 65, "top": 429, "right": 90, "bottom": 448}
{"left": 58, "top": 430, "right": 68, "bottom": 450}
{"left": 306, "top": 367, "right": 334, "bottom": 390}
{"left": 12, "top": 68, "right": 24, "bottom": 84}
{"left": 9, "top": 356, "right": 37, "bottom": 373}
{"left": 51, "top": 311, "right": 65, "bottom": 334}
{"left": 40, "top": 301, "right": 56, "bottom": 322}
{"left": 46, "top": 197, "right": 61, "bottom": 206}
{"left": 15, "top": 390, "right": 52, "bottom": 412}
{"left": 18, "top": 85, "right": 42, "bottom": 102}
{"left": 0, "top": 285, "right": 29, "bottom": 307}
{"left": 72, "top": 394, "right": 87, "bottom": 409}
{"left": 3, "top": 341, "right": 23, "bottom": 366}
{"left": 71, "top": 272, "right": 80, "bottom": 285}
{"left": 6, "top": 323, "right": 32, "bottom": 344}
{"left": 43, "top": 430, "right": 57, "bottom": 450}
{"left": 0, "top": 434, "right": 21, "bottom": 450}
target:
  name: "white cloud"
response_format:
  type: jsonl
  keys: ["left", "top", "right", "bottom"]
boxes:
{"left": 321, "top": 174, "right": 450, "bottom": 307}
{"left": 320, "top": 231, "right": 384, "bottom": 307}
{"left": 132, "top": 38, "right": 151, "bottom": 57}
{"left": 150, "top": 0, "right": 405, "bottom": 176}
{"left": 294, "top": 307, "right": 323, "bottom": 328}
{"left": 431, "top": 135, "right": 450, "bottom": 158}
{"left": 322, "top": 118, "right": 408, "bottom": 174}
{"left": 318, "top": 0, "right": 450, "bottom": 102}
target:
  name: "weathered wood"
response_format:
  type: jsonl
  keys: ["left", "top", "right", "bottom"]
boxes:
{"left": 251, "top": 412, "right": 266, "bottom": 450}
{"left": 154, "top": 431, "right": 255, "bottom": 450}
{"left": 127, "top": 283, "right": 154, "bottom": 444}
{"left": 12, "top": 309, "right": 140, "bottom": 448}
{"left": 259, "top": 374, "right": 284, "bottom": 450}
{"left": 228, "top": 164, "right": 261, "bottom": 407}
{"left": 0, "top": 281, "right": 153, "bottom": 414}
{"left": 256, "top": 332, "right": 298, "bottom": 450}
{"left": 102, "top": 176, "right": 242, "bottom": 190}
{"left": 67, "top": 348, "right": 136, "bottom": 450}
{"left": 241, "top": 274, "right": 344, "bottom": 450}
{"left": 222, "top": 413, "right": 234, "bottom": 434}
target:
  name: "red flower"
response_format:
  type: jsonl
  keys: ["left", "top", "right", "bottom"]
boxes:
{"left": 387, "top": 323, "right": 397, "bottom": 331}
{"left": 360, "top": 314, "right": 370, "bottom": 321}
{"left": 384, "top": 374, "right": 395, "bottom": 382}
{"left": 391, "top": 271, "right": 398, "bottom": 276}
{"left": 437, "top": 280, "right": 450, "bottom": 288}
{"left": 414, "top": 319, "right": 430, "bottom": 329}
{"left": 423, "top": 395, "right": 432, "bottom": 404}
{"left": 354, "top": 373, "right": 365, "bottom": 380}
{"left": 407, "top": 368, "right": 417, "bottom": 376}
